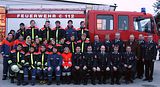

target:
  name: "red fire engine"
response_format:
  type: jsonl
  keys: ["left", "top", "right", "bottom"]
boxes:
{"left": 0, "top": 3, "right": 159, "bottom": 43}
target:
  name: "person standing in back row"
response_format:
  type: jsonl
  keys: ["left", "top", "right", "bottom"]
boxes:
{"left": 143, "top": 35, "right": 157, "bottom": 82}
{"left": 65, "top": 20, "right": 77, "bottom": 41}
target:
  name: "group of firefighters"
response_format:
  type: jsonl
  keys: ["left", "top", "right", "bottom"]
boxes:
{"left": 0, "top": 19, "right": 157, "bottom": 86}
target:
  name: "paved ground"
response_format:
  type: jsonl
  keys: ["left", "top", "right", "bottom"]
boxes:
{"left": 0, "top": 57, "right": 160, "bottom": 87}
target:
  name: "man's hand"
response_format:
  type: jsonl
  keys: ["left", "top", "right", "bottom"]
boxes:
{"left": 106, "top": 67, "right": 110, "bottom": 71}
{"left": 56, "top": 66, "right": 60, "bottom": 71}
{"left": 48, "top": 67, "right": 52, "bottom": 71}
{"left": 113, "top": 66, "right": 117, "bottom": 71}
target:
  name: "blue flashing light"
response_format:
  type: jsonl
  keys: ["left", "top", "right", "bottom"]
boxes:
{"left": 141, "top": 7, "right": 146, "bottom": 13}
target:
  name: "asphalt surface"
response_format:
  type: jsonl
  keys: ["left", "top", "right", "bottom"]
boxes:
{"left": 0, "top": 57, "right": 160, "bottom": 87}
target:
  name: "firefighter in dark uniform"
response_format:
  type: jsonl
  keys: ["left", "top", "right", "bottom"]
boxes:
{"left": 92, "top": 35, "right": 102, "bottom": 52}
{"left": 65, "top": 35, "right": 77, "bottom": 53}
{"left": 13, "top": 35, "right": 26, "bottom": 49}
{"left": 57, "top": 38, "right": 67, "bottom": 53}
{"left": 65, "top": 20, "right": 78, "bottom": 41}
{"left": 77, "top": 33, "right": 90, "bottom": 53}
{"left": 136, "top": 34, "right": 146, "bottom": 79}
{"left": 15, "top": 23, "right": 26, "bottom": 39}
{"left": 39, "top": 21, "right": 53, "bottom": 41}
{"left": 8, "top": 44, "right": 25, "bottom": 85}
{"left": 61, "top": 47, "right": 72, "bottom": 84}
{"left": 33, "top": 36, "right": 41, "bottom": 52}
{"left": 1, "top": 33, "right": 14, "bottom": 80}
{"left": 82, "top": 45, "right": 97, "bottom": 85}
{"left": 122, "top": 46, "right": 136, "bottom": 84}
{"left": 110, "top": 45, "right": 122, "bottom": 85}
{"left": 52, "top": 20, "right": 66, "bottom": 44}
{"left": 36, "top": 45, "right": 48, "bottom": 84}
{"left": 72, "top": 46, "right": 83, "bottom": 84}
{"left": 24, "top": 46, "right": 37, "bottom": 86}
{"left": 112, "top": 32, "right": 125, "bottom": 52}
{"left": 103, "top": 34, "right": 112, "bottom": 53}
{"left": 77, "top": 21, "right": 90, "bottom": 40}
{"left": 125, "top": 34, "right": 138, "bottom": 54}
{"left": 143, "top": 35, "right": 157, "bottom": 82}
{"left": 97, "top": 45, "right": 111, "bottom": 84}
{"left": 25, "top": 20, "right": 39, "bottom": 41}
{"left": 47, "top": 46, "right": 62, "bottom": 85}
{"left": 23, "top": 36, "right": 32, "bottom": 53}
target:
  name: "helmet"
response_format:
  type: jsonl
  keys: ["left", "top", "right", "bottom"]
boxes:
{"left": 11, "top": 64, "right": 20, "bottom": 73}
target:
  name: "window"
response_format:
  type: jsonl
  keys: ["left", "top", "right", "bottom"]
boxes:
{"left": 118, "top": 16, "right": 129, "bottom": 30}
{"left": 97, "top": 15, "right": 113, "bottom": 30}
{"left": 134, "top": 18, "right": 154, "bottom": 33}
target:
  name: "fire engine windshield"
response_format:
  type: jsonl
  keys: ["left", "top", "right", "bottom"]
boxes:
{"left": 134, "top": 18, "right": 154, "bottom": 33}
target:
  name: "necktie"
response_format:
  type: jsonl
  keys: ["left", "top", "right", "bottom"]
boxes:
{"left": 32, "top": 28, "right": 34, "bottom": 40}
{"left": 47, "top": 28, "right": 49, "bottom": 40}
{"left": 72, "top": 42, "right": 74, "bottom": 53}
{"left": 82, "top": 41, "right": 84, "bottom": 53}
{"left": 56, "top": 28, "right": 59, "bottom": 43}
{"left": 42, "top": 53, "right": 44, "bottom": 69}
{"left": 17, "top": 52, "right": 20, "bottom": 64}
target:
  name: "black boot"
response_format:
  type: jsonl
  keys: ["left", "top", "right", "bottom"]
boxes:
{"left": 10, "top": 77, "right": 14, "bottom": 83}
{"left": 83, "top": 79, "right": 87, "bottom": 85}
{"left": 17, "top": 81, "right": 21, "bottom": 86}
{"left": 2, "top": 75, "right": 7, "bottom": 80}
{"left": 47, "top": 81, "right": 52, "bottom": 85}
{"left": 22, "top": 81, "right": 28, "bottom": 86}
{"left": 116, "top": 80, "right": 120, "bottom": 85}
{"left": 56, "top": 81, "right": 60, "bottom": 85}
{"left": 91, "top": 79, "right": 96, "bottom": 85}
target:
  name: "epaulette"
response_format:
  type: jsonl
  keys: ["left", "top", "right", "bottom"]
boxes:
{"left": 56, "top": 44, "right": 62, "bottom": 47}
{"left": 46, "top": 51, "right": 53, "bottom": 55}
{"left": 25, "top": 52, "right": 30, "bottom": 56}
{"left": 20, "top": 50, "right": 25, "bottom": 54}
{"left": 57, "top": 52, "right": 61, "bottom": 55}
{"left": 34, "top": 26, "right": 39, "bottom": 29}
{"left": 66, "top": 41, "right": 71, "bottom": 44}
{"left": 34, "top": 52, "right": 41, "bottom": 55}
{"left": 77, "top": 40, "right": 82, "bottom": 43}
{"left": 11, "top": 49, "right": 16, "bottom": 53}
{"left": 77, "top": 28, "right": 81, "bottom": 30}
{"left": 84, "top": 28, "right": 89, "bottom": 31}
{"left": 85, "top": 40, "right": 90, "bottom": 43}
{"left": 48, "top": 45, "right": 53, "bottom": 49}
{"left": 40, "top": 27, "right": 45, "bottom": 31}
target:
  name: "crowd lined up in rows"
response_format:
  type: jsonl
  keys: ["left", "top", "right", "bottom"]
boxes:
{"left": 0, "top": 20, "right": 157, "bottom": 86}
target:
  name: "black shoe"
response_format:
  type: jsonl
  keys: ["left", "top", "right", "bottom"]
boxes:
{"left": 47, "top": 81, "right": 52, "bottom": 85}
{"left": 125, "top": 80, "right": 129, "bottom": 84}
{"left": 2, "top": 76, "right": 7, "bottom": 80}
{"left": 103, "top": 81, "right": 106, "bottom": 84}
{"left": 31, "top": 82, "right": 35, "bottom": 86}
{"left": 83, "top": 80, "right": 87, "bottom": 85}
{"left": 111, "top": 82, "right": 114, "bottom": 85}
{"left": 98, "top": 81, "right": 102, "bottom": 84}
{"left": 17, "top": 81, "right": 21, "bottom": 86}
{"left": 56, "top": 81, "right": 60, "bottom": 85}
{"left": 148, "top": 79, "right": 153, "bottom": 82}
{"left": 22, "top": 82, "right": 28, "bottom": 86}
{"left": 11, "top": 79, "right": 14, "bottom": 83}
{"left": 116, "top": 81, "right": 120, "bottom": 85}
{"left": 91, "top": 82, "right": 96, "bottom": 85}
{"left": 130, "top": 80, "right": 133, "bottom": 83}
{"left": 143, "top": 78, "right": 148, "bottom": 81}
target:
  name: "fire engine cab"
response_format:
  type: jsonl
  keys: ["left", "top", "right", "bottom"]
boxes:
{"left": 0, "top": 1, "right": 159, "bottom": 43}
